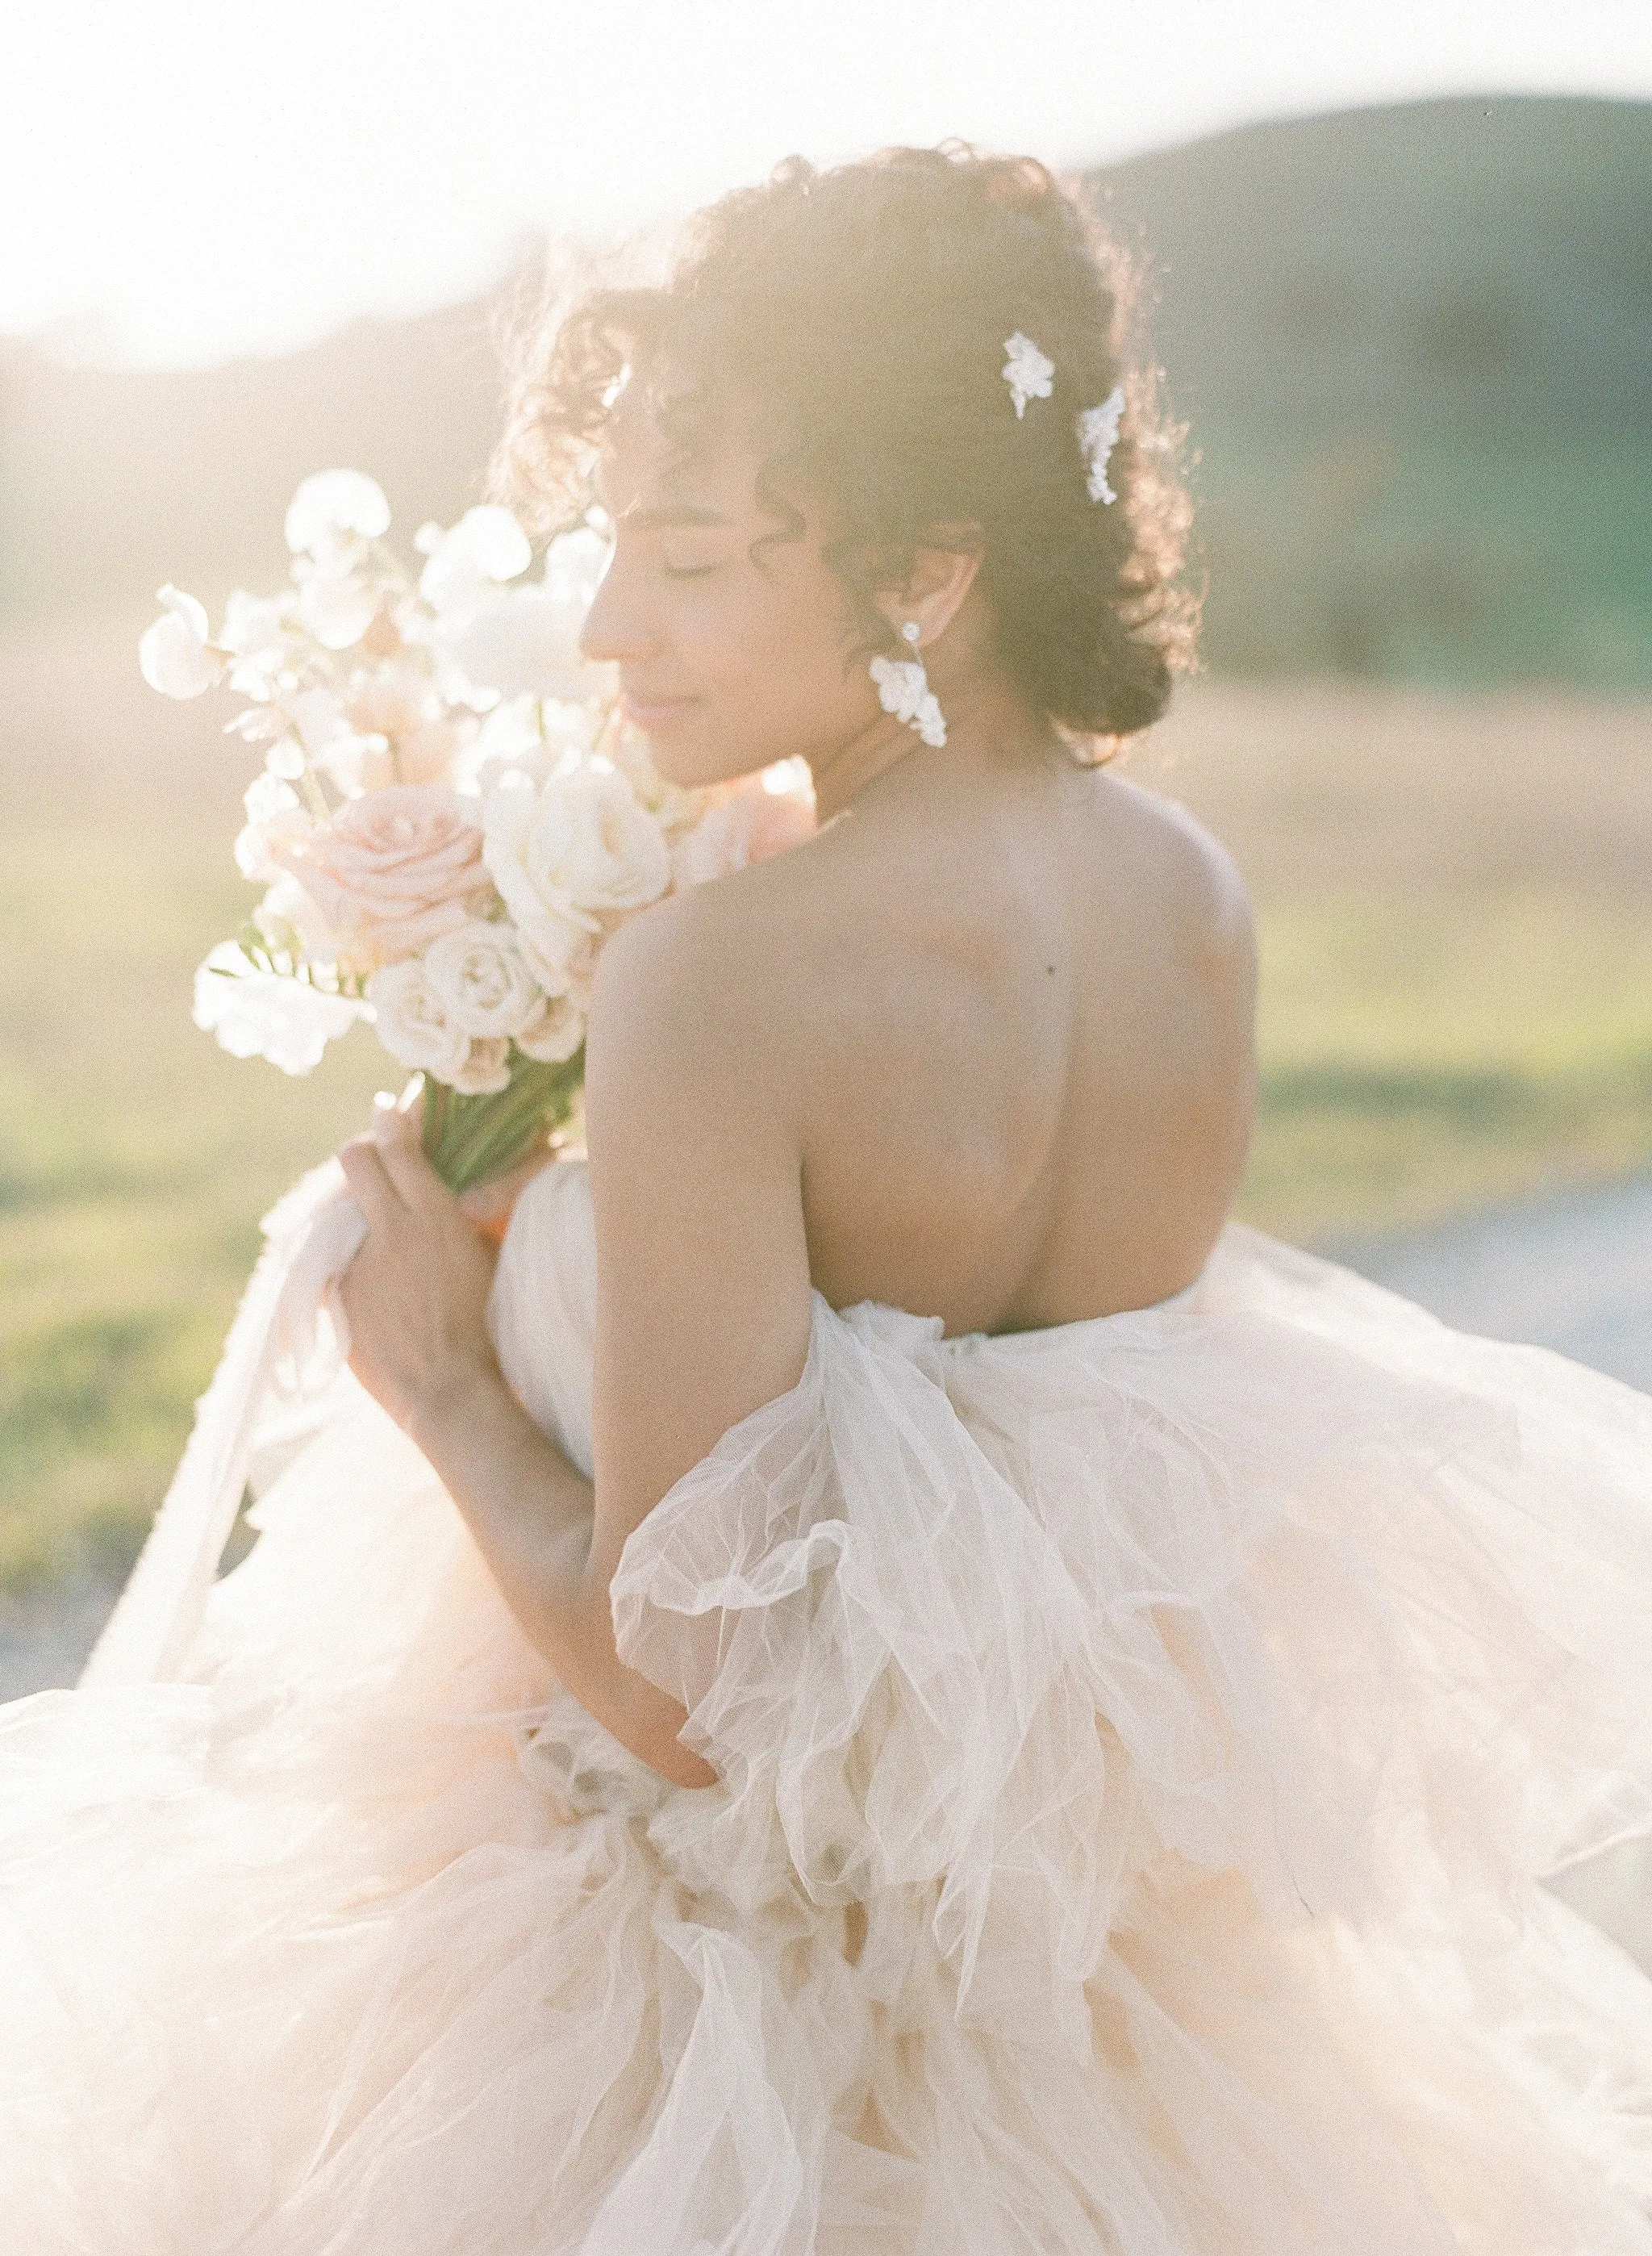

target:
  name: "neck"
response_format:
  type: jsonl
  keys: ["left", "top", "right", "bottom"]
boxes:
{"left": 810, "top": 665, "right": 1051, "bottom": 825}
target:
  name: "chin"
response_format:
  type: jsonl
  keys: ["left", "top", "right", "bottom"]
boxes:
{"left": 640, "top": 716, "right": 775, "bottom": 793}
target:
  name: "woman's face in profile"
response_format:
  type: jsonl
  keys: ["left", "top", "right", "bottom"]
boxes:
{"left": 581, "top": 399, "right": 878, "bottom": 788}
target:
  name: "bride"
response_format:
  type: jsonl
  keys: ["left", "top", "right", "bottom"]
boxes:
{"left": 6, "top": 145, "right": 1652, "bottom": 2253}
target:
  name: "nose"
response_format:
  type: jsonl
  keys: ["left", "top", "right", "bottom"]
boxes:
{"left": 578, "top": 554, "right": 654, "bottom": 666}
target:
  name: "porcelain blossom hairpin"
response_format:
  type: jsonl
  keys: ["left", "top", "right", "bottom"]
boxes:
{"left": 1077, "top": 384, "right": 1127, "bottom": 505}
{"left": 1001, "top": 332, "right": 1054, "bottom": 419}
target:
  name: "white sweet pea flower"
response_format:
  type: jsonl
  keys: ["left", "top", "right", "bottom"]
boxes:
{"left": 421, "top": 921, "right": 544, "bottom": 1039}
{"left": 285, "top": 470, "right": 390, "bottom": 557}
{"left": 219, "top": 590, "right": 293, "bottom": 696}
{"left": 234, "top": 772, "right": 313, "bottom": 883}
{"left": 515, "top": 992, "right": 584, "bottom": 1064}
{"left": 252, "top": 873, "right": 343, "bottom": 964}
{"left": 365, "top": 957, "right": 473, "bottom": 1083}
{"left": 139, "top": 585, "right": 225, "bottom": 699}
{"left": 225, "top": 706, "right": 284, "bottom": 746}
{"left": 544, "top": 524, "right": 611, "bottom": 614}
{"left": 416, "top": 507, "right": 532, "bottom": 616}
{"left": 296, "top": 564, "right": 379, "bottom": 652}
{"left": 435, "top": 525, "right": 613, "bottom": 706}
{"left": 194, "top": 942, "right": 365, "bottom": 1074}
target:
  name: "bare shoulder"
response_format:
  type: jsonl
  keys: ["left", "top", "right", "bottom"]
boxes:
{"left": 584, "top": 854, "right": 816, "bottom": 1138}
{"left": 1088, "top": 767, "right": 1255, "bottom": 983}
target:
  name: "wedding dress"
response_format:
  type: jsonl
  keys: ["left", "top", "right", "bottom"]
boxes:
{"left": 5, "top": 1155, "right": 1652, "bottom": 2253}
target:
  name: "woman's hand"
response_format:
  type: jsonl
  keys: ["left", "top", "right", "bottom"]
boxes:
{"left": 454, "top": 1138, "right": 560, "bottom": 1246}
{"left": 336, "top": 1088, "right": 503, "bottom": 1438}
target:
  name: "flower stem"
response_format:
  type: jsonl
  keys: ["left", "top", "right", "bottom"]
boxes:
{"left": 420, "top": 1047, "right": 586, "bottom": 1193}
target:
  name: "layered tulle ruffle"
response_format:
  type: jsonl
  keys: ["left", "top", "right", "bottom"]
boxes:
{"left": 4, "top": 1164, "right": 1652, "bottom": 2251}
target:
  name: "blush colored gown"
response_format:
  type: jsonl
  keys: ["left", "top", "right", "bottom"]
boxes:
{"left": 4, "top": 1156, "right": 1652, "bottom": 2253}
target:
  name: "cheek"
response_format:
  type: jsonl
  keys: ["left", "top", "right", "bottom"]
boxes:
{"left": 709, "top": 565, "right": 871, "bottom": 763}
{"left": 637, "top": 555, "right": 876, "bottom": 788}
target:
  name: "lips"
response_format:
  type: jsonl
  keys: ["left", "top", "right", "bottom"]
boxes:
{"left": 620, "top": 689, "right": 699, "bottom": 729}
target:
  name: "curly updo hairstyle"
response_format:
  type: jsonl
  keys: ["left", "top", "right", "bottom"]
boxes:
{"left": 490, "top": 144, "right": 1197, "bottom": 744}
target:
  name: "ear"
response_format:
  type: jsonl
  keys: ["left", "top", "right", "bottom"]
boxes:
{"left": 872, "top": 537, "right": 982, "bottom": 654}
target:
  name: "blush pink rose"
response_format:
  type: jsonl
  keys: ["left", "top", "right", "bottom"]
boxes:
{"left": 670, "top": 771, "right": 817, "bottom": 891}
{"left": 273, "top": 785, "right": 494, "bottom": 967}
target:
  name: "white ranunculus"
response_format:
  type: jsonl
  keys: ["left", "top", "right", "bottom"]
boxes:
{"left": 421, "top": 921, "right": 544, "bottom": 1039}
{"left": 515, "top": 992, "right": 584, "bottom": 1064}
{"left": 416, "top": 507, "right": 532, "bottom": 617}
{"left": 449, "top": 1036, "right": 513, "bottom": 1096}
{"left": 285, "top": 470, "right": 390, "bottom": 557}
{"left": 193, "top": 943, "right": 365, "bottom": 1075}
{"left": 365, "top": 958, "right": 473, "bottom": 1083}
{"left": 235, "top": 773, "right": 313, "bottom": 883}
{"left": 482, "top": 762, "right": 668, "bottom": 993}
{"left": 139, "top": 585, "right": 224, "bottom": 699}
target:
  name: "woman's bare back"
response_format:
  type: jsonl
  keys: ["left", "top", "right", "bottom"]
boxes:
{"left": 659, "top": 744, "right": 1256, "bottom": 1339}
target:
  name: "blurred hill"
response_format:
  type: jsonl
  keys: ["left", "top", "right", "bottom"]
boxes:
{"left": 1091, "top": 94, "right": 1652, "bottom": 684}
{"left": 1, "top": 92, "right": 1649, "bottom": 682}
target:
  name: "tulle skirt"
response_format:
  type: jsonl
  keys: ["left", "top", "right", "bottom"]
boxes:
{"left": 5, "top": 1206, "right": 1652, "bottom": 2253}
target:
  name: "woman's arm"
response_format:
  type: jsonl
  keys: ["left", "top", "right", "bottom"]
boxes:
{"left": 337, "top": 1103, "right": 715, "bottom": 1786}
{"left": 336, "top": 891, "right": 813, "bottom": 1789}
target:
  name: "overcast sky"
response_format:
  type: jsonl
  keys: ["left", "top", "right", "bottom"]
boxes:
{"left": 3, "top": 0, "right": 1646, "bottom": 367}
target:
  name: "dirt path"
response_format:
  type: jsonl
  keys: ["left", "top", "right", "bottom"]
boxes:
{"left": 1336, "top": 1171, "right": 1652, "bottom": 1390}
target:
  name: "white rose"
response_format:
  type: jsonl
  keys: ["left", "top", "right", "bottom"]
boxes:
{"left": 139, "top": 585, "right": 224, "bottom": 699}
{"left": 449, "top": 1036, "right": 513, "bottom": 1096}
{"left": 193, "top": 943, "right": 365, "bottom": 1075}
{"left": 421, "top": 921, "right": 544, "bottom": 1039}
{"left": 486, "top": 759, "right": 670, "bottom": 925}
{"left": 482, "top": 763, "right": 667, "bottom": 996}
{"left": 365, "top": 958, "right": 472, "bottom": 1083}
{"left": 285, "top": 470, "right": 390, "bottom": 557}
{"left": 515, "top": 992, "right": 584, "bottom": 1064}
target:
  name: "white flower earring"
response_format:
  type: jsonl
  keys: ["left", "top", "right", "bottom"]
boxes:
{"left": 869, "top": 620, "right": 946, "bottom": 748}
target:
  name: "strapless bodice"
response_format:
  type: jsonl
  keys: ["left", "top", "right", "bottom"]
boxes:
{"left": 486, "top": 1156, "right": 1204, "bottom": 1483}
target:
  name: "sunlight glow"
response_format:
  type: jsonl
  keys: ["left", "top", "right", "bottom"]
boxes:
{"left": 3, "top": 0, "right": 1647, "bottom": 368}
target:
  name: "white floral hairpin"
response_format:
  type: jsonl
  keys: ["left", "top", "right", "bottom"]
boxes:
{"left": 1077, "top": 384, "right": 1126, "bottom": 504}
{"left": 1001, "top": 332, "right": 1054, "bottom": 420}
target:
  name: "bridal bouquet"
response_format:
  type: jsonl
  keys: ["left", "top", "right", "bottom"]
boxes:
{"left": 142, "top": 470, "right": 812, "bottom": 1191}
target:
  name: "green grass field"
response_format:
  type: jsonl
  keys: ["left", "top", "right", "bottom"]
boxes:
{"left": 2, "top": 643, "right": 1650, "bottom": 1596}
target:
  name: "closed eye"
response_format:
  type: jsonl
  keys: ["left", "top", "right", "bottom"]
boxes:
{"left": 661, "top": 559, "right": 719, "bottom": 579}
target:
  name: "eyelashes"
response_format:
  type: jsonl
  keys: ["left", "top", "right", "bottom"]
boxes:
{"left": 660, "top": 560, "right": 719, "bottom": 580}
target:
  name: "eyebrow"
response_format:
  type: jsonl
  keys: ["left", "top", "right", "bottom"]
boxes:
{"left": 615, "top": 502, "right": 732, "bottom": 533}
